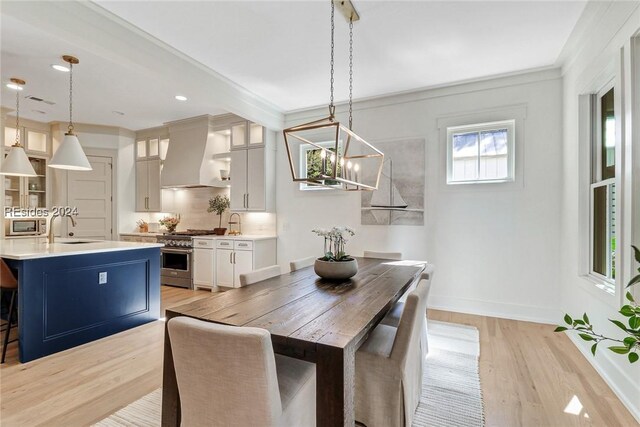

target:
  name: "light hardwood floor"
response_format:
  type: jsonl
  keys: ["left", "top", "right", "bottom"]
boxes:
{"left": 0, "top": 286, "right": 636, "bottom": 426}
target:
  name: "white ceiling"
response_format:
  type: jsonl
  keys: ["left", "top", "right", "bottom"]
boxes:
{"left": 1, "top": 1, "right": 586, "bottom": 130}
{"left": 96, "top": 0, "right": 586, "bottom": 111}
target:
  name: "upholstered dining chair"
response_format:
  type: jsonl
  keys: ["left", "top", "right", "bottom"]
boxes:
{"left": 289, "top": 256, "right": 316, "bottom": 272}
{"left": 355, "top": 278, "right": 431, "bottom": 427}
{"left": 239, "top": 265, "right": 281, "bottom": 287}
{"left": 168, "top": 317, "right": 316, "bottom": 427}
{"left": 381, "top": 265, "right": 435, "bottom": 328}
{"left": 363, "top": 250, "right": 403, "bottom": 260}
{"left": 1, "top": 259, "right": 19, "bottom": 364}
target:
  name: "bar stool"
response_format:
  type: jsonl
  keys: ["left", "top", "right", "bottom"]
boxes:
{"left": 1, "top": 259, "right": 18, "bottom": 364}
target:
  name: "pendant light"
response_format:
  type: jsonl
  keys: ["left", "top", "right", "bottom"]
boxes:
{"left": 283, "top": 0, "right": 383, "bottom": 191}
{"left": 0, "top": 78, "right": 37, "bottom": 177}
{"left": 49, "top": 55, "right": 92, "bottom": 171}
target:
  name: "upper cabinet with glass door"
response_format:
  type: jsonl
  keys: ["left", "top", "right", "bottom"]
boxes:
{"left": 136, "top": 131, "right": 169, "bottom": 161}
{"left": 4, "top": 125, "right": 50, "bottom": 155}
{"left": 230, "top": 121, "right": 265, "bottom": 150}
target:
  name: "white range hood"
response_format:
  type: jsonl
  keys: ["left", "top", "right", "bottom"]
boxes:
{"left": 162, "top": 115, "right": 220, "bottom": 188}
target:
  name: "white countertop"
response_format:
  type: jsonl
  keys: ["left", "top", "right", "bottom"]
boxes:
{"left": 0, "top": 238, "right": 163, "bottom": 260}
{"left": 119, "top": 232, "right": 163, "bottom": 236}
{"left": 191, "top": 235, "right": 277, "bottom": 241}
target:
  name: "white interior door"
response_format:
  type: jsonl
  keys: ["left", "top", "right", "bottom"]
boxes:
{"left": 233, "top": 250, "right": 253, "bottom": 287}
{"left": 67, "top": 155, "right": 113, "bottom": 240}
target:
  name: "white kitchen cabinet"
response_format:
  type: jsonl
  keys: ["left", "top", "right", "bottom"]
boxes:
{"left": 215, "top": 238, "right": 277, "bottom": 288}
{"left": 216, "top": 248, "right": 234, "bottom": 287}
{"left": 193, "top": 238, "right": 215, "bottom": 290}
{"left": 136, "top": 158, "right": 162, "bottom": 212}
{"left": 230, "top": 147, "right": 267, "bottom": 211}
{"left": 230, "top": 121, "right": 265, "bottom": 150}
{"left": 229, "top": 149, "right": 247, "bottom": 211}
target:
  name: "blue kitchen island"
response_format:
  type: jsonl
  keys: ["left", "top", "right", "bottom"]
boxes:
{"left": 0, "top": 239, "right": 161, "bottom": 363}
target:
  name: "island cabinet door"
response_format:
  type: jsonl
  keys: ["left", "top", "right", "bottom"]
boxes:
{"left": 99, "top": 261, "right": 150, "bottom": 319}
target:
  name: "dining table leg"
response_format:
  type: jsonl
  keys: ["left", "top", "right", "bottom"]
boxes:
{"left": 316, "top": 343, "right": 356, "bottom": 426}
{"left": 161, "top": 312, "right": 180, "bottom": 427}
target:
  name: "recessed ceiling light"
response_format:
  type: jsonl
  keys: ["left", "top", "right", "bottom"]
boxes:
{"left": 175, "top": 95, "right": 187, "bottom": 101}
{"left": 6, "top": 83, "right": 24, "bottom": 91}
{"left": 51, "top": 64, "right": 70, "bottom": 72}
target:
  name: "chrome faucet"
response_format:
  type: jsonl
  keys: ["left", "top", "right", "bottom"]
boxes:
{"left": 228, "top": 213, "right": 242, "bottom": 235}
{"left": 48, "top": 214, "right": 77, "bottom": 244}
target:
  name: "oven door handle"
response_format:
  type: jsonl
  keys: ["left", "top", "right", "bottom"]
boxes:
{"left": 161, "top": 248, "right": 193, "bottom": 254}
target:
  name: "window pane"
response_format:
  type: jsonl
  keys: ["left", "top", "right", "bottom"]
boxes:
{"left": 304, "top": 146, "right": 341, "bottom": 186}
{"left": 479, "top": 129, "right": 508, "bottom": 180}
{"left": 452, "top": 132, "right": 478, "bottom": 181}
{"left": 592, "top": 185, "right": 607, "bottom": 276}
{"left": 592, "top": 183, "right": 615, "bottom": 279}
{"left": 601, "top": 88, "right": 615, "bottom": 179}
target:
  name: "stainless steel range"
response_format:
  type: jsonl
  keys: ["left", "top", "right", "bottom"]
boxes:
{"left": 158, "top": 230, "right": 215, "bottom": 289}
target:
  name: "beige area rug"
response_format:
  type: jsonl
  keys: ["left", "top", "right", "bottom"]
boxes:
{"left": 95, "top": 321, "right": 484, "bottom": 427}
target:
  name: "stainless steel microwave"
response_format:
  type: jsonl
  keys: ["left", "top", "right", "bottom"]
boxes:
{"left": 5, "top": 218, "right": 47, "bottom": 236}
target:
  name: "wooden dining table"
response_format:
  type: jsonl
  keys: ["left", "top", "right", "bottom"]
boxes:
{"left": 161, "top": 256, "right": 426, "bottom": 427}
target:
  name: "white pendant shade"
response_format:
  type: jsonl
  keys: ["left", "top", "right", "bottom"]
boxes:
{"left": 0, "top": 145, "right": 37, "bottom": 177}
{"left": 49, "top": 133, "right": 92, "bottom": 171}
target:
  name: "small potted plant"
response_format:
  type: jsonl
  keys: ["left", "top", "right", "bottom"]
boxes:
{"left": 159, "top": 215, "right": 180, "bottom": 233}
{"left": 312, "top": 226, "right": 358, "bottom": 280}
{"left": 208, "top": 195, "right": 231, "bottom": 235}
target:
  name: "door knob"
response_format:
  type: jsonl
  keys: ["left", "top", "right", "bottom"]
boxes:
{"left": 69, "top": 232, "right": 74, "bottom": 237}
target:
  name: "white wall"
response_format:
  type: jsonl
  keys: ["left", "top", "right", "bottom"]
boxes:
{"left": 50, "top": 123, "right": 136, "bottom": 236}
{"left": 277, "top": 68, "right": 564, "bottom": 324}
{"left": 559, "top": 1, "right": 640, "bottom": 421}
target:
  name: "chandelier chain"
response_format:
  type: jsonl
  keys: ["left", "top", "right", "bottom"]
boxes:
{"left": 329, "top": 0, "right": 335, "bottom": 116}
{"left": 15, "top": 86, "right": 20, "bottom": 146}
{"left": 348, "top": 17, "right": 353, "bottom": 130}
{"left": 69, "top": 62, "right": 74, "bottom": 133}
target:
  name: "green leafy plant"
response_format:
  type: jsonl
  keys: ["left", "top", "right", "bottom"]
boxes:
{"left": 555, "top": 246, "right": 640, "bottom": 363}
{"left": 312, "top": 227, "right": 355, "bottom": 262}
{"left": 207, "top": 195, "right": 230, "bottom": 228}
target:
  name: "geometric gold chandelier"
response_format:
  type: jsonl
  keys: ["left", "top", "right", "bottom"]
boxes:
{"left": 283, "top": 0, "right": 383, "bottom": 191}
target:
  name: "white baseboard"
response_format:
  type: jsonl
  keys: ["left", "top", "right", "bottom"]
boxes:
{"left": 566, "top": 333, "right": 640, "bottom": 424}
{"left": 427, "top": 295, "right": 560, "bottom": 325}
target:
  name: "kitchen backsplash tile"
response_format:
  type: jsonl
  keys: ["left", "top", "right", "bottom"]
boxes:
{"left": 128, "top": 187, "right": 276, "bottom": 235}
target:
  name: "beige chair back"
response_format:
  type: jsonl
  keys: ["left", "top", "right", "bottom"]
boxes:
{"left": 363, "top": 250, "right": 402, "bottom": 260}
{"left": 390, "top": 277, "right": 432, "bottom": 422}
{"left": 289, "top": 256, "right": 316, "bottom": 272}
{"left": 420, "top": 264, "right": 435, "bottom": 281}
{"left": 239, "top": 265, "right": 281, "bottom": 287}
{"left": 168, "top": 317, "right": 283, "bottom": 426}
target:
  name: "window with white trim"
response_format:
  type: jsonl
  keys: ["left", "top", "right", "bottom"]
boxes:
{"left": 590, "top": 83, "right": 616, "bottom": 293}
{"left": 299, "top": 141, "right": 342, "bottom": 191}
{"left": 446, "top": 120, "right": 515, "bottom": 184}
